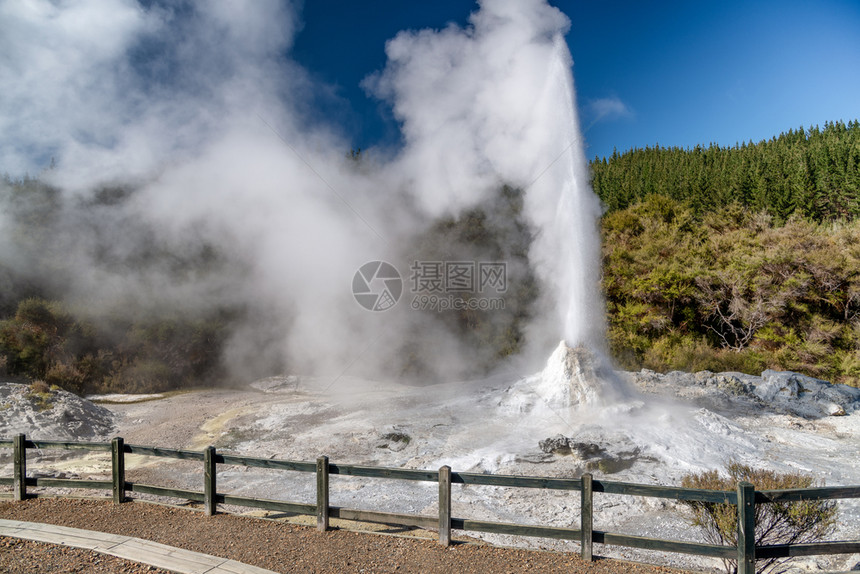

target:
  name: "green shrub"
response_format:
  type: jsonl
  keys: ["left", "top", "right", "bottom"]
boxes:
{"left": 0, "top": 298, "right": 76, "bottom": 379}
{"left": 681, "top": 462, "right": 837, "bottom": 573}
{"left": 44, "top": 360, "right": 89, "bottom": 395}
{"left": 602, "top": 195, "right": 860, "bottom": 385}
{"left": 25, "top": 379, "right": 54, "bottom": 411}
{"left": 28, "top": 379, "right": 50, "bottom": 395}
{"left": 101, "top": 357, "right": 173, "bottom": 394}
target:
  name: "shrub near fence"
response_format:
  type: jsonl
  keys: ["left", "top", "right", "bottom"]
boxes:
{"left": 2, "top": 434, "right": 860, "bottom": 574}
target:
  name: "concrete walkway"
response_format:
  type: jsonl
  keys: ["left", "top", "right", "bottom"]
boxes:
{"left": 0, "top": 518, "right": 279, "bottom": 574}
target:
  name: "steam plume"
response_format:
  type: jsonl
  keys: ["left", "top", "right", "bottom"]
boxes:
{"left": 0, "top": 0, "right": 607, "bottom": 384}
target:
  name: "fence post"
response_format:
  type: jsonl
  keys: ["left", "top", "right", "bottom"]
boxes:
{"left": 438, "top": 465, "right": 452, "bottom": 546}
{"left": 13, "top": 433, "right": 26, "bottom": 501}
{"left": 204, "top": 446, "right": 217, "bottom": 516}
{"left": 316, "top": 456, "right": 329, "bottom": 531}
{"left": 111, "top": 437, "right": 125, "bottom": 504}
{"left": 581, "top": 473, "right": 593, "bottom": 562}
{"left": 737, "top": 481, "right": 755, "bottom": 574}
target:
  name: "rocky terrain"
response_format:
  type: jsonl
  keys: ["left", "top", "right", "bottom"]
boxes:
{"left": 627, "top": 367, "right": 860, "bottom": 418}
{"left": 0, "top": 383, "right": 115, "bottom": 441}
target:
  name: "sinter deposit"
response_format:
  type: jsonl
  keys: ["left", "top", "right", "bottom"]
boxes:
{"left": 0, "top": 383, "right": 115, "bottom": 441}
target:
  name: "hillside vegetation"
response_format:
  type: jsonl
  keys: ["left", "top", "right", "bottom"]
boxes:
{"left": 597, "top": 120, "right": 860, "bottom": 385}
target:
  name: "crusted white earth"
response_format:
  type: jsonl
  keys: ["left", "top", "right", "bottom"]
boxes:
{"left": 0, "top": 383, "right": 115, "bottom": 441}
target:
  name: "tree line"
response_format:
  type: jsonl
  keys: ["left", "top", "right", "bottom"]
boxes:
{"left": 591, "top": 120, "right": 860, "bottom": 222}
{"left": 594, "top": 119, "right": 860, "bottom": 385}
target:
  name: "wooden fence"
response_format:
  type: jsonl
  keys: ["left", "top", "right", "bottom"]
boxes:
{"left": 1, "top": 434, "right": 859, "bottom": 574}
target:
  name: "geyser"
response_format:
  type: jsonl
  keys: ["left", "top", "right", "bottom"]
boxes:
{"left": 523, "top": 36, "right": 607, "bottom": 353}
{"left": 519, "top": 34, "right": 630, "bottom": 406}
{"left": 0, "top": 0, "right": 621, "bottom": 389}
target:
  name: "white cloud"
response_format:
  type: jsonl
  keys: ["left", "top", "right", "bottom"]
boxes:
{"left": 585, "top": 95, "right": 633, "bottom": 125}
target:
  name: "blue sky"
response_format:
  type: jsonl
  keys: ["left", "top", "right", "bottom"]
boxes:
{"left": 291, "top": 0, "right": 860, "bottom": 161}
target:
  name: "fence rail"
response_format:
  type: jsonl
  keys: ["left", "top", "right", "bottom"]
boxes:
{"left": 2, "top": 434, "right": 859, "bottom": 573}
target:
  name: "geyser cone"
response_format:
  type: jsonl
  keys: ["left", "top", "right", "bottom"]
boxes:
{"left": 538, "top": 341, "right": 628, "bottom": 408}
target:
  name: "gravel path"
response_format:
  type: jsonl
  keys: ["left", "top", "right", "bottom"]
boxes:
{"left": 0, "top": 498, "right": 694, "bottom": 573}
{"left": 1, "top": 536, "right": 172, "bottom": 573}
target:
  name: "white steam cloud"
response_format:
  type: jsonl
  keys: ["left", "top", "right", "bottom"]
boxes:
{"left": 0, "top": 0, "right": 606, "bottom": 383}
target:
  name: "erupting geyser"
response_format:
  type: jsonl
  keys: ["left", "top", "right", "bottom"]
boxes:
{"left": 524, "top": 35, "right": 629, "bottom": 405}
{"left": 530, "top": 37, "right": 607, "bottom": 352}
{"left": 537, "top": 342, "right": 631, "bottom": 409}
{"left": 367, "top": 0, "right": 623, "bottom": 391}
